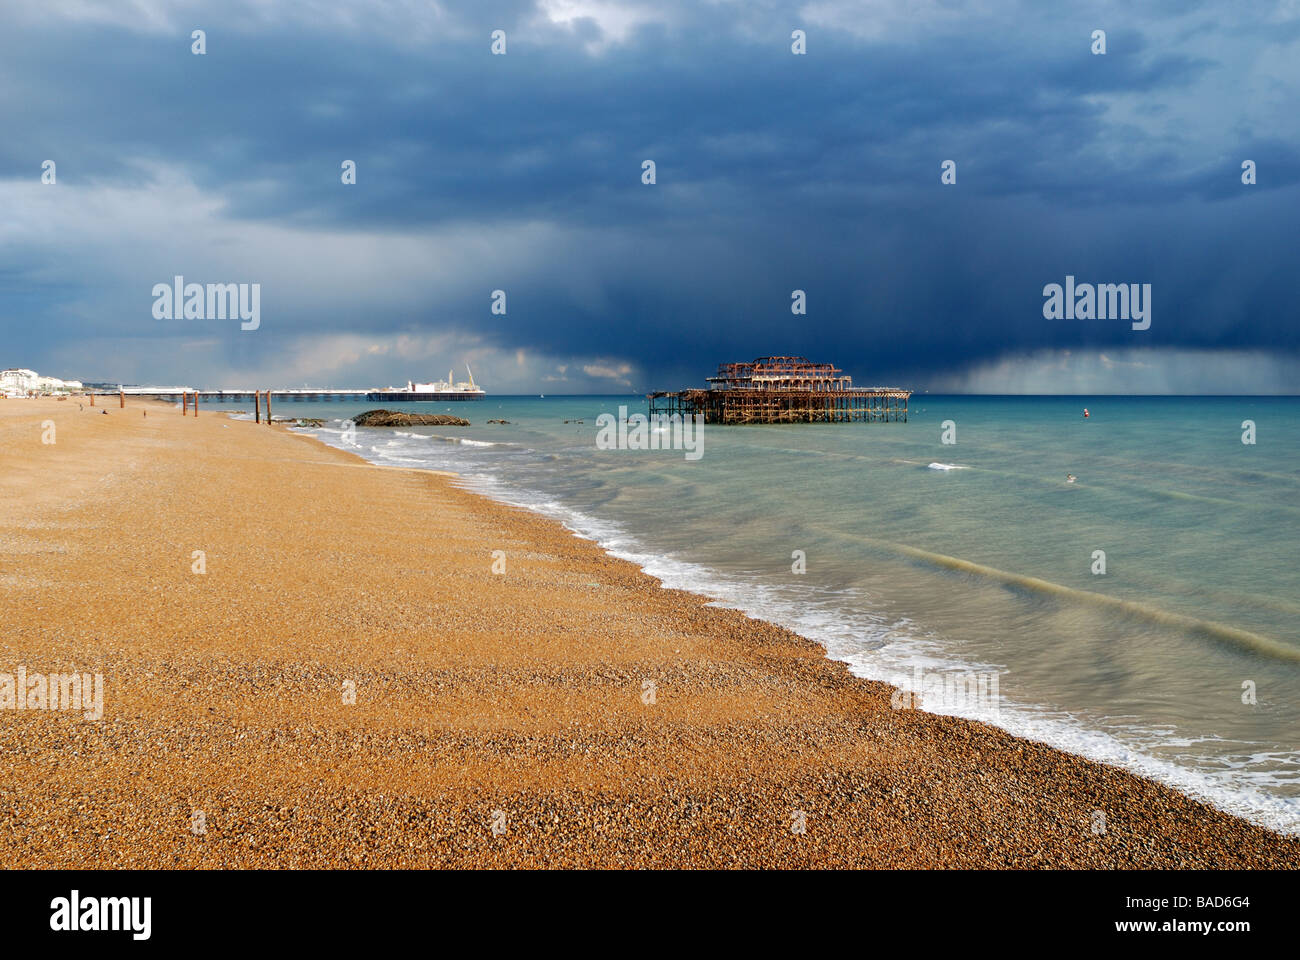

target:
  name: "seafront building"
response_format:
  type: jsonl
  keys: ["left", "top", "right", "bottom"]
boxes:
{"left": 1, "top": 368, "right": 83, "bottom": 398}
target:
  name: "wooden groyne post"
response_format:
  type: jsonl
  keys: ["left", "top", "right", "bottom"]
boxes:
{"left": 254, "top": 390, "right": 261, "bottom": 424}
{"left": 119, "top": 389, "right": 124, "bottom": 409}
{"left": 265, "top": 390, "right": 272, "bottom": 424}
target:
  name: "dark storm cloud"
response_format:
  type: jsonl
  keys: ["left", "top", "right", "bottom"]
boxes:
{"left": 1, "top": 0, "right": 1297, "bottom": 391}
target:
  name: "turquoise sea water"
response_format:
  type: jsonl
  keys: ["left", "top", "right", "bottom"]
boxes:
{"left": 205, "top": 394, "right": 1300, "bottom": 832}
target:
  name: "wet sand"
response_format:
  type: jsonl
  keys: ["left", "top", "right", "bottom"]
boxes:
{"left": 0, "top": 396, "right": 1296, "bottom": 868}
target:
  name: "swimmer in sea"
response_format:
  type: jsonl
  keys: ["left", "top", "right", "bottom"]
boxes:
{"left": 1083, "top": 408, "right": 1090, "bottom": 418}
{"left": 1066, "top": 474, "right": 1077, "bottom": 483}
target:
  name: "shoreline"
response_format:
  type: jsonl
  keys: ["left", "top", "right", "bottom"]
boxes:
{"left": 1, "top": 397, "right": 1297, "bottom": 868}
{"left": 411, "top": 470, "right": 1300, "bottom": 837}
{"left": 305, "top": 415, "right": 1300, "bottom": 836}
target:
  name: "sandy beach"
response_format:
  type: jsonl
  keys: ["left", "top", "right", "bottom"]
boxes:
{"left": 0, "top": 396, "right": 1296, "bottom": 869}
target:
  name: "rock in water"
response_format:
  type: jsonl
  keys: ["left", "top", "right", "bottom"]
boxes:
{"left": 352, "top": 409, "right": 471, "bottom": 427}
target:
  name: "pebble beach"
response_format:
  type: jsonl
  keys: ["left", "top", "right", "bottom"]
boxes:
{"left": 1, "top": 397, "right": 1297, "bottom": 869}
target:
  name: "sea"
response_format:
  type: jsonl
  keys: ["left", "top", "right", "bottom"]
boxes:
{"left": 204, "top": 393, "right": 1300, "bottom": 834}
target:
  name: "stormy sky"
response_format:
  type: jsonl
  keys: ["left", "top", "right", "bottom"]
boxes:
{"left": 1, "top": 1, "right": 1297, "bottom": 393}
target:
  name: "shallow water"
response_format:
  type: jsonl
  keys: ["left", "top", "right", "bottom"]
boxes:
{"left": 208, "top": 394, "right": 1300, "bottom": 833}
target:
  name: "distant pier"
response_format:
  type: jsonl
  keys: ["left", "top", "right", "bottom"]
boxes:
{"left": 111, "top": 388, "right": 371, "bottom": 402}
{"left": 104, "top": 387, "right": 485, "bottom": 402}
{"left": 649, "top": 356, "right": 910, "bottom": 425}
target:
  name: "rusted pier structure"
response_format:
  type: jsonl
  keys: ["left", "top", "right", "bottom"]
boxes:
{"left": 649, "top": 356, "right": 910, "bottom": 425}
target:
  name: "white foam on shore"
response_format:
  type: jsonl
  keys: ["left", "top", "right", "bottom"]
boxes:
{"left": 298, "top": 422, "right": 1300, "bottom": 836}
{"left": 383, "top": 429, "right": 500, "bottom": 447}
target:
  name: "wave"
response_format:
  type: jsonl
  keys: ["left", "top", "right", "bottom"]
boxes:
{"left": 877, "top": 540, "right": 1300, "bottom": 663}
{"left": 385, "top": 431, "right": 502, "bottom": 447}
